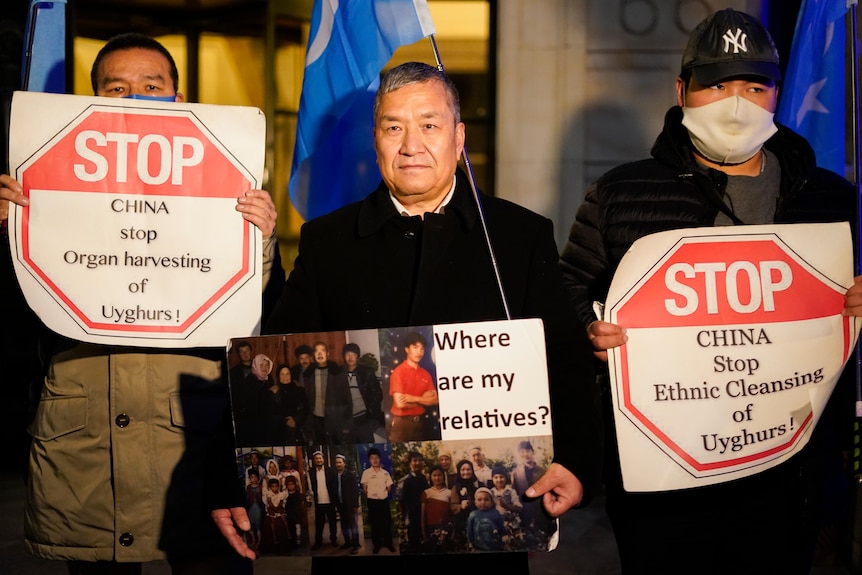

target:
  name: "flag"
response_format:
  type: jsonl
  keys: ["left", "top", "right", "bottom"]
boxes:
{"left": 775, "top": 0, "right": 856, "bottom": 177}
{"left": 22, "top": 0, "right": 67, "bottom": 93}
{"left": 289, "top": 0, "right": 436, "bottom": 221}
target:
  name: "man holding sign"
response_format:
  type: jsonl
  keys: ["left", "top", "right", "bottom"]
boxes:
{"left": 263, "top": 62, "right": 601, "bottom": 573}
{"left": 560, "top": 9, "right": 862, "bottom": 573}
{"left": 0, "top": 33, "right": 275, "bottom": 573}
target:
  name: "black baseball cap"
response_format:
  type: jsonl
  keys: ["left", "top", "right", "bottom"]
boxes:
{"left": 681, "top": 9, "right": 781, "bottom": 85}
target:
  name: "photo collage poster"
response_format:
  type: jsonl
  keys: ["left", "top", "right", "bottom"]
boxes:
{"left": 226, "top": 319, "right": 556, "bottom": 558}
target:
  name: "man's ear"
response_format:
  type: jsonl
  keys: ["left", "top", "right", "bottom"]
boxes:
{"left": 175, "top": 92, "right": 185, "bottom": 103}
{"left": 675, "top": 78, "right": 685, "bottom": 108}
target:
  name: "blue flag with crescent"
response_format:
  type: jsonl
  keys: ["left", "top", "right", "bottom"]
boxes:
{"left": 289, "top": 0, "right": 436, "bottom": 221}
{"left": 775, "top": 0, "right": 855, "bottom": 177}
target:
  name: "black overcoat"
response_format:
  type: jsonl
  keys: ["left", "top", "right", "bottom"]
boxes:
{"left": 266, "top": 170, "right": 601, "bottom": 501}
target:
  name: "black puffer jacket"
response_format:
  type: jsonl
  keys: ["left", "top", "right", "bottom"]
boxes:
{"left": 560, "top": 105, "right": 856, "bottom": 329}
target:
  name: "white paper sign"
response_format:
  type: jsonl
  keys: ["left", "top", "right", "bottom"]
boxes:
{"left": 8, "top": 91, "right": 265, "bottom": 347}
{"left": 432, "top": 318, "right": 552, "bottom": 440}
{"left": 603, "top": 223, "right": 858, "bottom": 491}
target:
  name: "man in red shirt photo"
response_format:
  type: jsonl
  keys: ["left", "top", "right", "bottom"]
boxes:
{"left": 388, "top": 331, "right": 438, "bottom": 441}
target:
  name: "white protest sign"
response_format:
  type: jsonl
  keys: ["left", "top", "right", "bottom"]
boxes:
{"left": 603, "top": 223, "right": 858, "bottom": 491}
{"left": 432, "top": 318, "right": 552, "bottom": 440}
{"left": 8, "top": 91, "right": 265, "bottom": 348}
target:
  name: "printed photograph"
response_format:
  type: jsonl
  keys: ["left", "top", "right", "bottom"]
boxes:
{"left": 227, "top": 331, "right": 555, "bottom": 556}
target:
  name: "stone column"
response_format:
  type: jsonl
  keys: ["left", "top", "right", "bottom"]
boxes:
{"left": 496, "top": 0, "right": 752, "bottom": 246}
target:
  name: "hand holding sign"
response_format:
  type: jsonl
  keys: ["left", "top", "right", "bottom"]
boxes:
{"left": 0, "top": 174, "right": 27, "bottom": 225}
{"left": 586, "top": 319, "right": 627, "bottom": 362}
{"left": 843, "top": 275, "right": 862, "bottom": 318}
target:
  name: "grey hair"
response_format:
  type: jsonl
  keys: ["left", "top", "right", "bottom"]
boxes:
{"left": 373, "top": 61, "right": 461, "bottom": 124}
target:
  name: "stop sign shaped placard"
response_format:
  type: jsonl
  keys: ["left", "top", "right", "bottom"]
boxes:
{"left": 9, "top": 93, "right": 264, "bottom": 347}
{"left": 605, "top": 226, "right": 856, "bottom": 490}
{"left": 22, "top": 105, "right": 254, "bottom": 197}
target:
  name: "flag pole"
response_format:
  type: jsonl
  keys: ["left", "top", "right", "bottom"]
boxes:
{"left": 427, "top": 34, "right": 512, "bottom": 321}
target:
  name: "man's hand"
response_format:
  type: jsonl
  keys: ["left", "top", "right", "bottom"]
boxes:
{"left": 0, "top": 174, "right": 28, "bottom": 223}
{"left": 236, "top": 189, "right": 276, "bottom": 237}
{"left": 211, "top": 507, "right": 256, "bottom": 560}
{"left": 843, "top": 275, "right": 862, "bottom": 318}
{"left": 525, "top": 463, "right": 583, "bottom": 517}
{"left": 587, "top": 320, "right": 627, "bottom": 362}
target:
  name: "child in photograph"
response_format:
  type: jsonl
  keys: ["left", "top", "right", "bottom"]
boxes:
{"left": 361, "top": 447, "right": 395, "bottom": 553}
{"left": 491, "top": 466, "right": 523, "bottom": 535}
{"left": 283, "top": 454, "right": 310, "bottom": 545}
{"left": 263, "top": 477, "right": 290, "bottom": 554}
{"left": 421, "top": 465, "right": 453, "bottom": 553}
{"left": 245, "top": 468, "right": 264, "bottom": 552}
{"left": 465, "top": 487, "right": 505, "bottom": 552}
{"left": 283, "top": 475, "right": 305, "bottom": 548}
{"left": 450, "top": 459, "right": 479, "bottom": 550}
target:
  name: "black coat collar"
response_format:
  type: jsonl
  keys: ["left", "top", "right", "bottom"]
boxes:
{"left": 356, "top": 168, "right": 480, "bottom": 237}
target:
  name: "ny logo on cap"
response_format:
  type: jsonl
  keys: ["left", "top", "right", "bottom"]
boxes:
{"left": 721, "top": 28, "right": 748, "bottom": 54}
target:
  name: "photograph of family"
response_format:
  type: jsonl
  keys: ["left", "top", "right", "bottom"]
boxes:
{"left": 234, "top": 437, "right": 555, "bottom": 558}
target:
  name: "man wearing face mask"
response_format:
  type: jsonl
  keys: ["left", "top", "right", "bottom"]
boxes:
{"left": 0, "top": 33, "right": 278, "bottom": 573}
{"left": 560, "top": 9, "right": 862, "bottom": 574}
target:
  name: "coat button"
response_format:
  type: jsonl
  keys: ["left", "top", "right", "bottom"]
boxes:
{"left": 119, "top": 532, "right": 134, "bottom": 546}
{"left": 115, "top": 413, "right": 131, "bottom": 428}
{"left": 404, "top": 231, "right": 415, "bottom": 239}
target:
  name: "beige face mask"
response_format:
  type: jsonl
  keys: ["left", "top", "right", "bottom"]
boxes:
{"left": 681, "top": 96, "right": 777, "bottom": 165}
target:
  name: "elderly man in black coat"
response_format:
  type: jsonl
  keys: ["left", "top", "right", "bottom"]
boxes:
{"left": 260, "top": 62, "right": 600, "bottom": 573}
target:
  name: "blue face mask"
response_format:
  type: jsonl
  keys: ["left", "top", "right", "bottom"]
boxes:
{"left": 123, "top": 94, "right": 177, "bottom": 102}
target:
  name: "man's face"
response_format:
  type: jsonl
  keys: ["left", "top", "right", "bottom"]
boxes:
{"left": 335, "top": 458, "right": 345, "bottom": 472}
{"left": 298, "top": 353, "right": 312, "bottom": 368}
{"left": 409, "top": 456, "right": 424, "bottom": 473}
{"left": 344, "top": 351, "right": 358, "bottom": 369}
{"left": 249, "top": 453, "right": 259, "bottom": 466}
{"left": 374, "top": 80, "right": 465, "bottom": 208}
{"left": 676, "top": 76, "right": 778, "bottom": 112}
{"left": 313, "top": 344, "right": 328, "bottom": 367}
{"left": 470, "top": 448, "right": 485, "bottom": 467}
{"left": 519, "top": 448, "right": 535, "bottom": 466}
{"left": 405, "top": 342, "right": 425, "bottom": 365}
{"left": 438, "top": 454, "right": 451, "bottom": 470}
{"left": 314, "top": 453, "right": 324, "bottom": 467}
{"left": 369, "top": 454, "right": 381, "bottom": 468}
{"left": 238, "top": 345, "right": 253, "bottom": 364}
{"left": 94, "top": 47, "right": 182, "bottom": 101}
